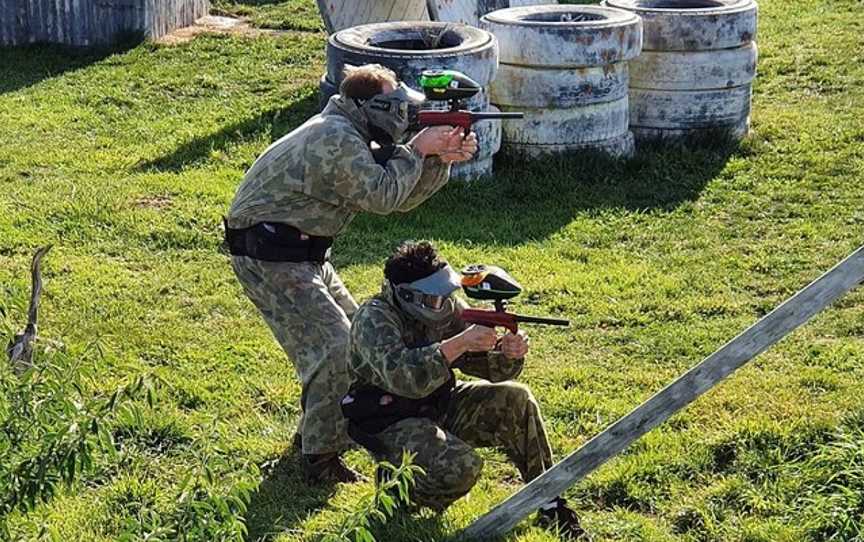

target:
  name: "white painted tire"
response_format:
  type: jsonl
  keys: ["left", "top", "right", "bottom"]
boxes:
{"left": 327, "top": 22, "right": 499, "bottom": 92}
{"left": 499, "top": 98, "right": 629, "bottom": 146}
{"left": 603, "top": 0, "right": 758, "bottom": 51}
{"left": 451, "top": 155, "right": 495, "bottom": 181}
{"left": 480, "top": 5, "right": 642, "bottom": 68}
{"left": 316, "top": 0, "right": 430, "bottom": 34}
{"left": 427, "top": 0, "right": 553, "bottom": 28}
{"left": 471, "top": 105, "right": 504, "bottom": 160}
{"left": 629, "top": 85, "right": 752, "bottom": 130}
{"left": 491, "top": 61, "right": 629, "bottom": 108}
{"left": 504, "top": 131, "right": 636, "bottom": 158}
{"left": 629, "top": 42, "right": 757, "bottom": 90}
{"left": 631, "top": 117, "right": 750, "bottom": 141}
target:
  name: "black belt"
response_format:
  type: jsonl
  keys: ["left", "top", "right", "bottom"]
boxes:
{"left": 341, "top": 375, "right": 455, "bottom": 455}
{"left": 224, "top": 219, "right": 333, "bottom": 263}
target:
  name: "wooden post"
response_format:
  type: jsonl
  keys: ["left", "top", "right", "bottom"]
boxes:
{"left": 461, "top": 245, "right": 864, "bottom": 540}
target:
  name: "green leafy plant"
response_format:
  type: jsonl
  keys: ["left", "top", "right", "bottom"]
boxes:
{"left": 0, "top": 351, "right": 155, "bottom": 521}
{"left": 118, "top": 447, "right": 259, "bottom": 542}
{"left": 320, "top": 451, "right": 424, "bottom": 542}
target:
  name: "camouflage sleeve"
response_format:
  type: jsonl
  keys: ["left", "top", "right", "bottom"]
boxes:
{"left": 395, "top": 156, "right": 451, "bottom": 212}
{"left": 325, "top": 133, "right": 426, "bottom": 215}
{"left": 350, "top": 302, "right": 453, "bottom": 399}
{"left": 455, "top": 350, "right": 525, "bottom": 383}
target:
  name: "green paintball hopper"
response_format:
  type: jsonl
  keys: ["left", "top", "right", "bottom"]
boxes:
{"left": 419, "top": 70, "right": 481, "bottom": 102}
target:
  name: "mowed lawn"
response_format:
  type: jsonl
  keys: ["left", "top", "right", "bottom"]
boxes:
{"left": 1, "top": 0, "right": 863, "bottom": 540}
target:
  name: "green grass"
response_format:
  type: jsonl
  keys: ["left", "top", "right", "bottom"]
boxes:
{"left": 211, "top": 0, "right": 324, "bottom": 31}
{"left": 1, "top": 0, "right": 864, "bottom": 540}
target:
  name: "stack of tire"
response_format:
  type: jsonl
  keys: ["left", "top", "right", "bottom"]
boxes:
{"left": 481, "top": 5, "right": 643, "bottom": 158}
{"left": 603, "top": 0, "right": 758, "bottom": 141}
{"left": 321, "top": 22, "right": 502, "bottom": 181}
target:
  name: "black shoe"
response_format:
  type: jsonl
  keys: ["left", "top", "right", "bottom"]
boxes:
{"left": 303, "top": 453, "right": 367, "bottom": 484}
{"left": 537, "top": 497, "right": 591, "bottom": 540}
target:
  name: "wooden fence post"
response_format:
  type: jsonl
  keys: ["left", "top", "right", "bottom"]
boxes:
{"left": 461, "top": 245, "right": 864, "bottom": 540}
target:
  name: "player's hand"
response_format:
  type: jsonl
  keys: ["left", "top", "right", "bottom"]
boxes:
{"left": 500, "top": 330, "right": 529, "bottom": 360}
{"left": 411, "top": 126, "right": 466, "bottom": 157}
{"left": 460, "top": 324, "right": 498, "bottom": 352}
{"left": 439, "top": 132, "right": 478, "bottom": 164}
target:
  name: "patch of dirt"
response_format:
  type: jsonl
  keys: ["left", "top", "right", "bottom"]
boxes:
{"left": 156, "top": 15, "right": 289, "bottom": 45}
{"left": 134, "top": 194, "right": 173, "bottom": 210}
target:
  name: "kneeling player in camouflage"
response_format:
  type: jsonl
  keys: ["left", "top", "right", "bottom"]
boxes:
{"left": 342, "top": 241, "right": 588, "bottom": 538}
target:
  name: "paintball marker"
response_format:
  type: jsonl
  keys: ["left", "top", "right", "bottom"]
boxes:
{"left": 415, "top": 70, "right": 523, "bottom": 133}
{"left": 460, "top": 264, "right": 570, "bottom": 333}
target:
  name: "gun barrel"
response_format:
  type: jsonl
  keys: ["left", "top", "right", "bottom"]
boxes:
{"left": 513, "top": 314, "right": 570, "bottom": 327}
{"left": 470, "top": 112, "right": 525, "bottom": 120}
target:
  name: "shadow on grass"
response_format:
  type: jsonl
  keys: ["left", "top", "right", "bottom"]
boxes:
{"left": 335, "top": 133, "right": 743, "bottom": 266}
{"left": 245, "top": 450, "right": 337, "bottom": 541}
{"left": 136, "top": 92, "right": 320, "bottom": 173}
{"left": 0, "top": 41, "right": 138, "bottom": 95}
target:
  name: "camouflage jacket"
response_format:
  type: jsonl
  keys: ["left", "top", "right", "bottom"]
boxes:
{"left": 226, "top": 95, "right": 451, "bottom": 236}
{"left": 348, "top": 283, "right": 524, "bottom": 400}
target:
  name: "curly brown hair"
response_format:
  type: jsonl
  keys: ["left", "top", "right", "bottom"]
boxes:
{"left": 384, "top": 241, "right": 448, "bottom": 285}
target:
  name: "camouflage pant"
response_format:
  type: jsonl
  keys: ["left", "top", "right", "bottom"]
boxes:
{"left": 374, "top": 380, "right": 553, "bottom": 510}
{"left": 231, "top": 256, "right": 357, "bottom": 455}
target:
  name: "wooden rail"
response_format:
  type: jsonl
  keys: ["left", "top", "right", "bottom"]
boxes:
{"left": 462, "top": 245, "right": 864, "bottom": 539}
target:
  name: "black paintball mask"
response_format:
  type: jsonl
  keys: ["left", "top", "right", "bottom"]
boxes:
{"left": 355, "top": 82, "right": 425, "bottom": 144}
{"left": 393, "top": 265, "right": 461, "bottom": 324}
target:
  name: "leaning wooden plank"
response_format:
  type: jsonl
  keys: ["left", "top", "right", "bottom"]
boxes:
{"left": 462, "top": 245, "right": 864, "bottom": 539}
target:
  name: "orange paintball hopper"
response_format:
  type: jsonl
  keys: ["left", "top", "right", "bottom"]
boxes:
{"left": 461, "top": 264, "right": 522, "bottom": 302}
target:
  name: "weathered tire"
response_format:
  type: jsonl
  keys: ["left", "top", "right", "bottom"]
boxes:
{"left": 499, "top": 99, "right": 629, "bottom": 146}
{"left": 319, "top": 75, "right": 338, "bottom": 110}
{"left": 631, "top": 117, "right": 750, "bottom": 141}
{"left": 327, "top": 22, "right": 498, "bottom": 91}
{"left": 427, "top": 0, "right": 553, "bottom": 28}
{"left": 451, "top": 156, "right": 495, "bottom": 181}
{"left": 316, "top": 0, "right": 430, "bottom": 34}
{"left": 484, "top": 5, "right": 639, "bottom": 158}
{"left": 629, "top": 85, "right": 752, "bottom": 130}
{"left": 480, "top": 5, "right": 642, "bottom": 68}
{"left": 629, "top": 42, "right": 757, "bottom": 90}
{"left": 491, "top": 62, "right": 629, "bottom": 108}
{"left": 471, "top": 105, "right": 504, "bottom": 161}
{"left": 505, "top": 131, "right": 635, "bottom": 159}
{"left": 603, "top": 0, "right": 757, "bottom": 51}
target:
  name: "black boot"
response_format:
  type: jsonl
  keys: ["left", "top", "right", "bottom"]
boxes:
{"left": 303, "top": 453, "right": 366, "bottom": 484}
{"left": 536, "top": 497, "right": 591, "bottom": 540}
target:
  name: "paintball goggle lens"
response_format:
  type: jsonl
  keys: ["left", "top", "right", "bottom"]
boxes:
{"left": 417, "top": 292, "right": 447, "bottom": 311}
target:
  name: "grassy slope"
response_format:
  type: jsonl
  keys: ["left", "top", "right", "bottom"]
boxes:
{"left": 1, "top": 0, "right": 863, "bottom": 540}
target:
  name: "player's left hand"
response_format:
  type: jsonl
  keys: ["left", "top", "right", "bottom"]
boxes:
{"left": 439, "top": 131, "right": 478, "bottom": 164}
{"left": 500, "top": 330, "right": 529, "bottom": 360}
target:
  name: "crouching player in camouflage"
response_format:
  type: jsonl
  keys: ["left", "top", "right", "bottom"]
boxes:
{"left": 342, "top": 241, "right": 589, "bottom": 539}
{"left": 225, "top": 65, "right": 478, "bottom": 483}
